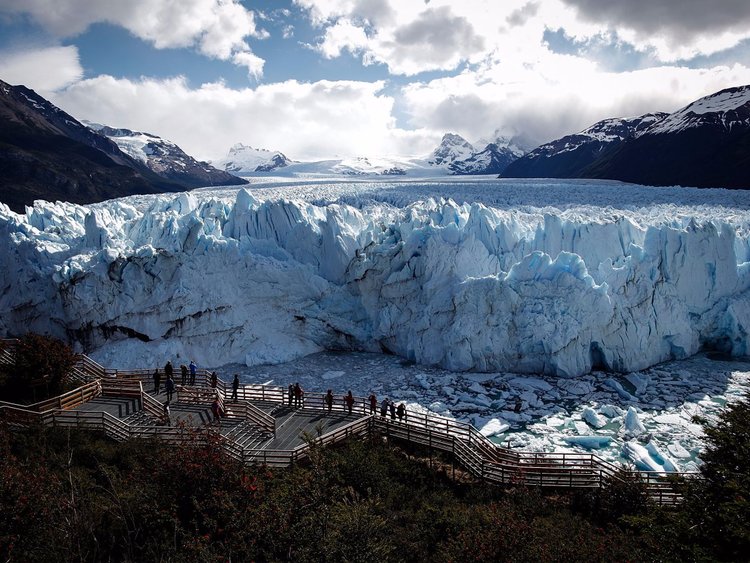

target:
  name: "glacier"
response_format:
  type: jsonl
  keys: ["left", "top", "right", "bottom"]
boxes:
{"left": 2, "top": 177, "right": 750, "bottom": 378}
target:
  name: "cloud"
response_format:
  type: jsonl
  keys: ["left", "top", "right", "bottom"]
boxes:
{"left": 0, "top": 0, "right": 267, "bottom": 77}
{"left": 0, "top": 45, "right": 83, "bottom": 92}
{"left": 400, "top": 55, "right": 750, "bottom": 148}
{"left": 49, "top": 75, "right": 436, "bottom": 161}
{"left": 560, "top": 0, "right": 750, "bottom": 61}
{"left": 300, "top": 1, "right": 488, "bottom": 75}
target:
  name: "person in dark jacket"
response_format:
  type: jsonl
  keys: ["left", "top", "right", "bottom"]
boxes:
{"left": 210, "top": 371, "right": 218, "bottom": 389}
{"left": 231, "top": 373, "right": 240, "bottom": 402}
{"left": 189, "top": 360, "right": 197, "bottom": 385}
{"left": 164, "top": 361, "right": 173, "bottom": 381}
{"left": 165, "top": 374, "right": 175, "bottom": 402}
{"left": 153, "top": 368, "right": 161, "bottom": 394}
{"left": 389, "top": 400, "right": 396, "bottom": 420}
{"left": 180, "top": 364, "right": 188, "bottom": 386}
{"left": 325, "top": 389, "right": 334, "bottom": 413}
{"left": 397, "top": 402, "right": 406, "bottom": 421}
{"left": 380, "top": 397, "right": 389, "bottom": 417}
{"left": 369, "top": 393, "right": 377, "bottom": 414}
{"left": 344, "top": 390, "right": 355, "bottom": 414}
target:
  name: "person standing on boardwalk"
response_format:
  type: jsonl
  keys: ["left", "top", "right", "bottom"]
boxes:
{"left": 164, "top": 360, "right": 173, "bottom": 382}
{"left": 380, "top": 397, "right": 389, "bottom": 417}
{"left": 344, "top": 390, "right": 355, "bottom": 414}
{"left": 189, "top": 360, "right": 197, "bottom": 386}
{"left": 231, "top": 374, "right": 240, "bottom": 402}
{"left": 211, "top": 396, "right": 223, "bottom": 423}
{"left": 397, "top": 402, "right": 406, "bottom": 422}
{"left": 165, "top": 374, "right": 175, "bottom": 402}
{"left": 288, "top": 384, "right": 294, "bottom": 406}
{"left": 210, "top": 371, "right": 218, "bottom": 389}
{"left": 325, "top": 389, "right": 334, "bottom": 413}
{"left": 294, "top": 382, "right": 303, "bottom": 408}
{"left": 369, "top": 393, "right": 377, "bottom": 415}
{"left": 180, "top": 364, "right": 188, "bottom": 386}
{"left": 153, "top": 368, "right": 161, "bottom": 394}
{"left": 389, "top": 400, "right": 396, "bottom": 420}
{"left": 163, "top": 401, "right": 171, "bottom": 426}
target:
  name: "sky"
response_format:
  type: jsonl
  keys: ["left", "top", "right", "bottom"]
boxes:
{"left": 1, "top": 0, "right": 750, "bottom": 162}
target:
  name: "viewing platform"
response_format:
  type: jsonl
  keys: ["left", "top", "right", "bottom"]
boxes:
{"left": 0, "top": 338, "right": 696, "bottom": 505}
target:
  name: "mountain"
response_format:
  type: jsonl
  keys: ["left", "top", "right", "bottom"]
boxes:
{"left": 89, "top": 124, "right": 246, "bottom": 189}
{"left": 502, "top": 113, "right": 667, "bottom": 178}
{"left": 213, "top": 143, "right": 292, "bottom": 174}
{"left": 429, "top": 132, "right": 523, "bottom": 175}
{"left": 503, "top": 85, "right": 750, "bottom": 189}
{"left": 0, "top": 80, "right": 187, "bottom": 212}
{"left": 581, "top": 86, "right": 750, "bottom": 188}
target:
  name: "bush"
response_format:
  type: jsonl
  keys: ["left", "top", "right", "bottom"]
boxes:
{"left": 1, "top": 334, "right": 79, "bottom": 402}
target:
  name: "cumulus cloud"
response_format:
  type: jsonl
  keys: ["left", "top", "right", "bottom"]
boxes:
{"left": 0, "top": 45, "right": 83, "bottom": 92}
{"left": 560, "top": 0, "right": 750, "bottom": 61}
{"left": 49, "top": 75, "right": 435, "bottom": 161}
{"left": 0, "top": 0, "right": 267, "bottom": 77}
{"left": 300, "top": 1, "right": 489, "bottom": 75}
{"left": 401, "top": 54, "right": 750, "bottom": 148}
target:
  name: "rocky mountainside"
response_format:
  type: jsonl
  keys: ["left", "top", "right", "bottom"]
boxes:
{"left": 90, "top": 124, "right": 246, "bottom": 188}
{"left": 503, "top": 85, "right": 750, "bottom": 189}
{"left": 502, "top": 113, "right": 667, "bottom": 178}
{"left": 0, "top": 80, "right": 185, "bottom": 212}
{"left": 582, "top": 86, "right": 750, "bottom": 188}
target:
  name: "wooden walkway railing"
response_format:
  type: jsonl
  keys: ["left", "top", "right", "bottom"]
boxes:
{"left": 0, "top": 341, "right": 697, "bottom": 504}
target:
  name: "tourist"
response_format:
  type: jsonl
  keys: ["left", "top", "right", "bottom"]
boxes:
{"left": 288, "top": 384, "right": 294, "bottom": 406}
{"left": 153, "top": 368, "right": 161, "bottom": 394}
{"left": 294, "top": 382, "right": 303, "bottom": 408}
{"left": 389, "top": 400, "right": 396, "bottom": 420}
{"left": 165, "top": 373, "right": 175, "bottom": 402}
{"left": 231, "top": 373, "right": 240, "bottom": 402}
{"left": 211, "top": 396, "right": 223, "bottom": 422}
{"left": 164, "top": 360, "right": 173, "bottom": 381}
{"left": 325, "top": 389, "right": 334, "bottom": 413}
{"left": 344, "top": 390, "right": 354, "bottom": 414}
{"left": 189, "top": 360, "right": 197, "bottom": 385}
{"left": 397, "top": 402, "right": 406, "bottom": 422}
{"left": 369, "top": 393, "right": 377, "bottom": 415}
{"left": 380, "top": 397, "right": 389, "bottom": 417}
{"left": 210, "top": 371, "right": 218, "bottom": 389}
{"left": 180, "top": 364, "right": 188, "bottom": 385}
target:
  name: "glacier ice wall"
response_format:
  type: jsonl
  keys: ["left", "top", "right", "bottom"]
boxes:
{"left": 2, "top": 186, "right": 750, "bottom": 375}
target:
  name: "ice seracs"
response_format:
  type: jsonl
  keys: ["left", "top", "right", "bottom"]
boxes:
{"left": 2, "top": 178, "right": 750, "bottom": 378}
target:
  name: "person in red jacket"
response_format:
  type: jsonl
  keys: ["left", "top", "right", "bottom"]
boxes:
{"left": 369, "top": 393, "right": 377, "bottom": 414}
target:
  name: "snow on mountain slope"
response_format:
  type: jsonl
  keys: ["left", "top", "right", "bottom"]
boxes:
{"left": 2, "top": 179, "right": 750, "bottom": 376}
{"left": 213, "top": 143, "right": 291, "bottom": 174}
{"left": 645, "top": 85, "right": 750, "bottom": 136}
{"left": 429, "top": 133, "right": 475, "bottom": 166}
{"left": 87, "top": 123, "right": 246, "bottom": 188}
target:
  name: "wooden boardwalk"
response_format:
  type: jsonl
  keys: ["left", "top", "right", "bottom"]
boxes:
{"left": 0, "top": 338, "right": 698, "bottom": 504}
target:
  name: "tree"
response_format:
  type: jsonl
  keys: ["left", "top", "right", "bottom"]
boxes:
{"left": 4, "top": 333, "right": 79, "bottom": 401}
{"left": 686, "top": 395, "right": 750, "bottom": 559}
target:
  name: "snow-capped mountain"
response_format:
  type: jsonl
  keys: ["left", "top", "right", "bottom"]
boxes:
{"left": 428, "top": 133, "right": 475, "bottom": 166}
{"left": 0, "top": 79, "right": 187, "bottom": 212}
{"left": 428, "top": 132, "right": 523, "bottom": 174}
{"left": 90, "top": 124, "right": 246, "bottom": 188}
{"left": 502, "top": 113, "right": 667, "bottom": 179}
{"left": 583, "top": 85, "right": 750, "bottom": 188}
{"left": 213, "top": 143, "right": 292, "bottom": 174}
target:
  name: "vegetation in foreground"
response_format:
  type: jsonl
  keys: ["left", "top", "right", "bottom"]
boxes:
{"left": 0, "top": 335, "right": 748, "bottom": 561}
{"left": 1, "top": 393, "right": 749, "bottom": 563}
